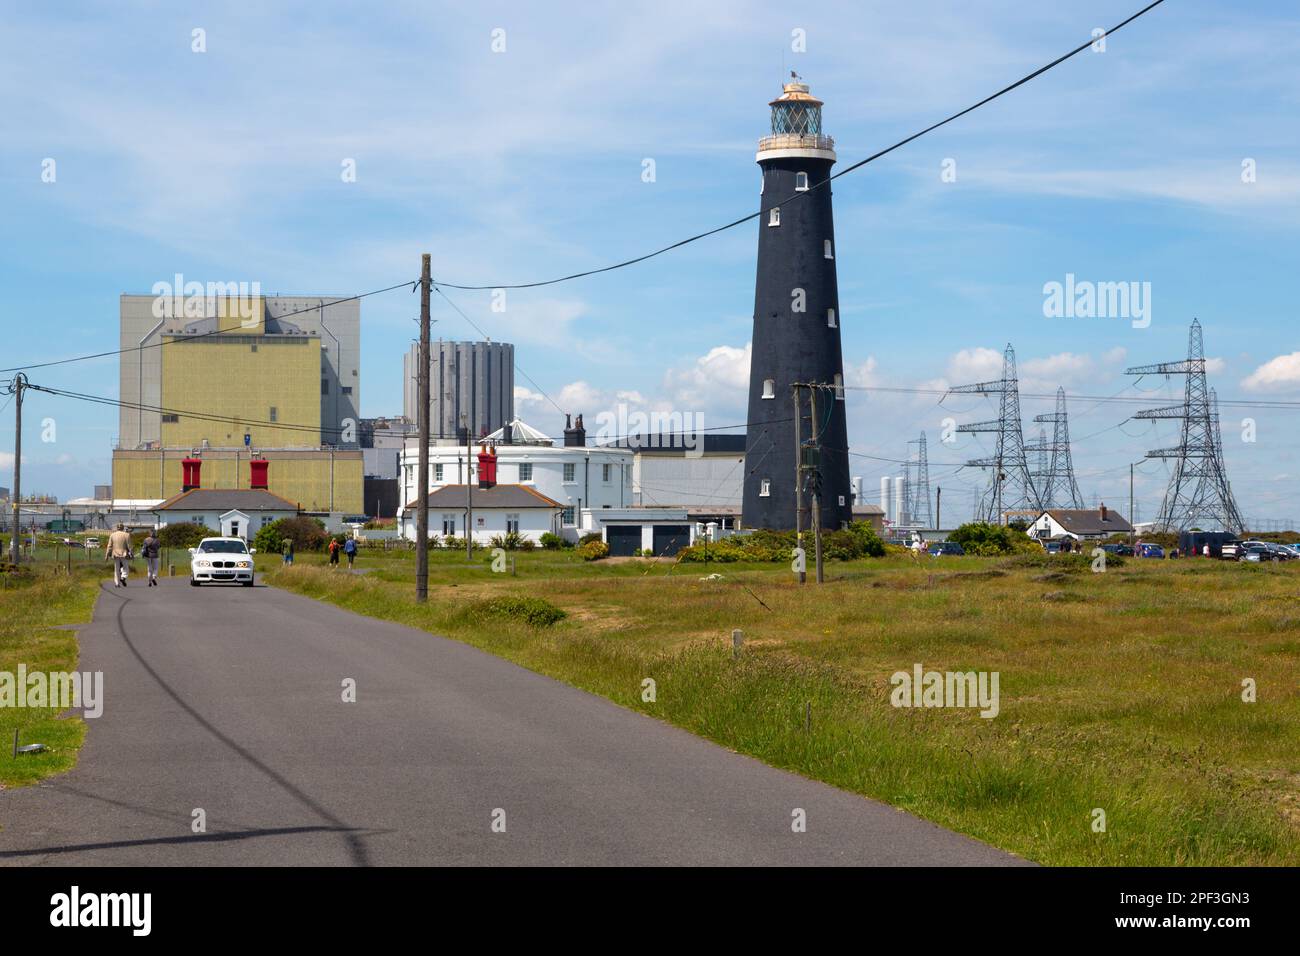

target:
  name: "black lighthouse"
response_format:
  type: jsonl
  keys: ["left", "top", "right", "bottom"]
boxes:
{"left": 741, "top": 77, "right": 853, "bottom": 530}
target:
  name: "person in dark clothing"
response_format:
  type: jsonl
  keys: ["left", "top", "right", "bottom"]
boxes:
{"left": 343, "top": 537, "right": 357, "bottom": 568}
{"left": 141, "top": 531, "right": 161, "bottom": 586}
{"left": 328, "top": 538, "right": 340, "bottom": 566}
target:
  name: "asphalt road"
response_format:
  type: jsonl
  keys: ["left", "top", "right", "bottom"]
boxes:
{"left": 0, "top": 576, "right": 1026, "bottom": 866}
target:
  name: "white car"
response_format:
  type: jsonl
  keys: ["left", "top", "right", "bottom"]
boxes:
{"left": 189, "top": 537, "right": 256, "bottom": 586}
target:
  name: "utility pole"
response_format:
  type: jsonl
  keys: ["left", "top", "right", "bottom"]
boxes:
{"left": 415, "top": 255, "right": 431, "bottom": 603}
{"left": 7, "top": 373, "right": 26, "bottom": 565}
{"left": 1129, "top": 461, "right": 1136, "bottom": 546}
{"left": 792, "top": 384, "right": 805, "bottom": 584}
{"left": 808, "top": 383, "right": 824, "bottom": 584}
{"left": 936, "top": 486, "right": 941, "bottom": 530}
{"left": 465, "top": 429, "right": 473, "bottom": 561}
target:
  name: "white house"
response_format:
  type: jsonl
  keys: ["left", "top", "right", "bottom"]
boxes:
{"left": 397, "top": 416, "right": 633, "bottom": 542}
{"left": 1028, "top": 504, "right": 1133, "bottom": 543}
{"left": 578, "top": 507, "right": 698, "bottom": 556}
{"left": 399, "top": 484, "right": 562, "bottom": 544}
{"left": 152, "top": 488, "right": 299, "bottom": 540}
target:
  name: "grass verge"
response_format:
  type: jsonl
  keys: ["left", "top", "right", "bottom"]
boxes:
{"left": 265, "top": 548, "right": 1300, "bottom": 866}
{"left": 0, "top": 567, "right": 102, "bottom": 788}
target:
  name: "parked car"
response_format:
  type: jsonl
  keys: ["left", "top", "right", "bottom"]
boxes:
{"left": 927, "top": 541, "right": 965, "bottom": 557}
{"left": 1042, "top": 540, "right": 1065, "bottom": 554}
{"left": 83, "top": 537, "right": 100, "bottom": 550}
{"left": 189, "top": 537, "right": 256, "bottom": 586}
{"left": 1138, "top": 543, "right": 1165, "bottom": 559}
{"left": 1278, "top": 543, "right": 1300, "bottom": 559}
{"left": 1099, "top": 543, "right": 1133, "bottom": 556}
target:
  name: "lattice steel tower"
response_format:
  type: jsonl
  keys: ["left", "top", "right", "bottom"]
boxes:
{"left": 1027, "top": 387, "right": 1084, "bottom": 508}
{"left": 948, "top": 344, "right": 1042, "bottom": 523}
{"left": 1125, "top": 319, "right": 1244, "bottom": 533}
{"left": 906, "top": 432, "right": 934, "bottom": 529}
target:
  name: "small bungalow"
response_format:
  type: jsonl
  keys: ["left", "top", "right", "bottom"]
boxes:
{"left": 153, "top": 488, "right": 300, "bottom": 541}
{"left": 1027, "top": 504, "right": 1133, "bottom": 543}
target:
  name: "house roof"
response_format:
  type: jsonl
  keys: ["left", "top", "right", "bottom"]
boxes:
{"left": 483, "top": 419, "right": 554, "bottom": 446}
{"left": 154, "top": 488, "right": 300, "bottom": 512}
{"left": 853, "top": 504, "right": 886, "bottom": 516}
{"left": 404, "top": 484, "right": 563, "bottom": 511}
{"left": 1040, "top": 508, "right": 1133, "bottom": 535}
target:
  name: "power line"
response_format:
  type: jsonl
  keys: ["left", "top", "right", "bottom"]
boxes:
{"left": 432, "top": 0, "right": 1168, "bottom": 291}
{"left": 430, "top": 283, "right": 568, "bottom": 418}
{"left": 0, "top": 281, "right": 417, "bottom": 374}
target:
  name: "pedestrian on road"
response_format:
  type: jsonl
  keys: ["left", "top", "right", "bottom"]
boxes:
{"left": 282, "top": 537, "right": 294, "bottom": 565}
{"left": 141, "top": 530, "right": 161, "bottom": 586}
{"left": 344, "top": 536, "right": 357, "bottom": 569}
{"left": 106, "top": 523, "right": 132, "bottom": 587}
{"left": 328, "top": 538, "right": 340, "bottom": 566}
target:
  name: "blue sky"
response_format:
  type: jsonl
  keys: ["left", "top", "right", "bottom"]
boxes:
{"left": 2, "top": 0, "right": 1298, "bottom": 525}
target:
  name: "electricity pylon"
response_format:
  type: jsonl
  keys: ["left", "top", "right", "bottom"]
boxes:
{"left": 906, "top": 432, "right": 934, "bottom": 529}
{"left": 1125, "top": 319, "right": 1244, "bottom": 534}
{"left": 948, "top": 344, "right": 1042, "bottom": 523}
{"left": 1027, "top": 387, "right": 1084, "bottom": 508}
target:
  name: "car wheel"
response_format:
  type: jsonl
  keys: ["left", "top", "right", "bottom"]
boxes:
{"left": 190, "top": 578, "right": 199, "bottom": 587}
{"left": 242, "top": 580, "right": 254, "bottom": 587}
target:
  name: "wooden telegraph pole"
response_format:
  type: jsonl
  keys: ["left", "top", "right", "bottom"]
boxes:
{"left": 792, "top": 384, "right": 805, "bottom": 584}
{"left": 7, "top": 374, "right": 26, "bottom": 565}
{"left": 808, "top": 383, "right": 824, "bottom": 584}
{"left": 415, "top": 256, "right": 431, "bottom": 603}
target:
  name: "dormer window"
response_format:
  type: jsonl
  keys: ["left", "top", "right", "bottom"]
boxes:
{"left": 760, "top": 478, "right": 772, "bottom": 497}
{"left": 827, "top": 308, "right": 837, "bottom": 328}
{"left": 834, "top": 373, "right": 845, "bottom": 400}
{"left": 824, "top": 239, "right": 834, "bottom": 259}
{"left": 795, "top": 171, "right": 809, "bottom": 191}
{"left": 768, "top": 207, "right": 780, "bottom": 227}
{"left": 762, "top": 379, "right": 776, "bottom": 399}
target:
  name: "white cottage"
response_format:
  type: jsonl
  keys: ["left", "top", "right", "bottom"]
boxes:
{"left": 152, "top": 488, "right": 299, "bottom": 540}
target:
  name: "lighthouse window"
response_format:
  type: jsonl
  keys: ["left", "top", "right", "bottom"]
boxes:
{"left": 824, "top": 239, "right": 834, "bottom": 259}
{"left": 762, "top": 379, "right": 775, "bottom": 399}
{"left": 768, "top": 207, "right": 780, "bottom": 227}
{"left": 834, "top": 373, "right": 845, "bottom": 400}
{"left": 795, "top": 172, "right": 809, "bottom": 191}
{"left": 827, "top": 309, "right": 837, "bottom": 328}
{"left": 760, "top": 478, "right": 771, "bottom": 497}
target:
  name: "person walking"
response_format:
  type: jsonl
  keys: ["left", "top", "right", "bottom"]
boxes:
{"left": 344, "top": 536, "right": 357, "bottom": 569}
{"left": 141, "top": 530, "right": 161, "bottom": 587}
{"left": 282, "top": 537, "right": 294, "bottom": 565}
{"left": 106, "top": 523, "right": 132, "bottom": 587}
{"left": 328, "top": 537, "right": 340, "bottom": 567}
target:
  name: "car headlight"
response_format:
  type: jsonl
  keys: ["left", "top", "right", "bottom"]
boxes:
{"left": 237, "top": 560, "right": 251, "bottom": 568}
{"left": 195, "top": 559, "right": 211, "bottom": 568}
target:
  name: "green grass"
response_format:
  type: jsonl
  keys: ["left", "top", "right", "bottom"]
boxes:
{"left": 0, "top": 565, "right": 102, "bottom": 788}
{"left": 265, "top": 546, "right": 1300, "bottom": 865}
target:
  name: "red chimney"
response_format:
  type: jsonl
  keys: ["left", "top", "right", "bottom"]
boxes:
{"left": 249, "top": 458, "right": 269, "bottom": 490}
{"left": 182, "top": 457, "right": 203, "bottom": 492}
{"left": 1099, "top": 503, "right": 1108, "bottom": 522}
{"left": 477, "top": 445, "right": 497, "bottom": 490}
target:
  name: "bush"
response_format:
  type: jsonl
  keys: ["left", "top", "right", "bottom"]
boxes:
{"left": 539, "top": 532, "right": 566, "bottom": 550}
{"left": 488, "top": 530, "right": 524, "bottom": 551}
{"left": 577, "top": 540, "right": 609, "bottom": 561}
{"left": 518, "top": 538, "right": 536, "bottom": 552}
{"left": 949, "top": 522, "right": 1038, "bottom": 556}
{"left": 157, "top": 522, "right": 217, "bottom": 549}
{"left": 254, "top": 516, "right": 329, "bottom": 554}
{"left": 678, "top": 523, "right": 886, "bottom": 563}
{"left": 472, "top": 596, "right": 566, "bottom": 627}
{"left": 578, "top": 532, "right": 603, "bottom": 546}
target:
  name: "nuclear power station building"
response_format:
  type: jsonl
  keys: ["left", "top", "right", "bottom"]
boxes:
{"left": 404, "top": 340, "right": 515, "bottom": 442}
{"left": 742, "top": 78, "right": 853, "bottom": 530}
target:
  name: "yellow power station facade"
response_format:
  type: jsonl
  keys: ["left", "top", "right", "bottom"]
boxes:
{"left": 112, "top": 293, "right": 364, "bottom": 514}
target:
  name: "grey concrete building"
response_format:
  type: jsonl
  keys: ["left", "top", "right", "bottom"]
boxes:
{"left": 118, "top": 292, "right": 361, "bottom": 450}
{"left": 403, "top": 340, "right": 514, "bottom": 442}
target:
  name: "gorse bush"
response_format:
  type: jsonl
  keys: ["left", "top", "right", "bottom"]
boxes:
{"left": 577, "top": 540, "right": 609, "bottom": 561}
{"left": 539, "top": 532, "right": 567, "bottom": 550}
{"left": 469, "top": 595, "right": 566, "bottom": 627}
{"left": 677, "top": 521, "right": 887, "bottom": 563}
{"left": 253, "top": 516, "right": 329, "bottom": 554}
{"left": 157, "top": 522, "right": 217, "bottom": 549}
{"left": 949, "top": 522, "right": 1039, "bottom": 556}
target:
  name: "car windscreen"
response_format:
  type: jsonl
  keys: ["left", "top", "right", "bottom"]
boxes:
{"left": 198, "top": 541, "right": 248, "bottom": 554}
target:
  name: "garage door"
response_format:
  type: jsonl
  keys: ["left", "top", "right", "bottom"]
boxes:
{"left": 606, "top": 525, "right": 642, "bottom": 557}
{"left": 652, "top": 525, "right": 690, "bottom": 557}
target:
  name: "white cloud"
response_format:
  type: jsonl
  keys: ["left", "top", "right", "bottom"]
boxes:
{"left": 1205, "top": 357, "right": 1227, "bottom": 375}
{"left": 946, "top": 347, "right": 1004, "bottom": 385}
{"left": 1242, "top": 352, "right": 1300, "bottom": 392}
{"left": 662, "top": 343, "right": 751, "bottom": 412}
